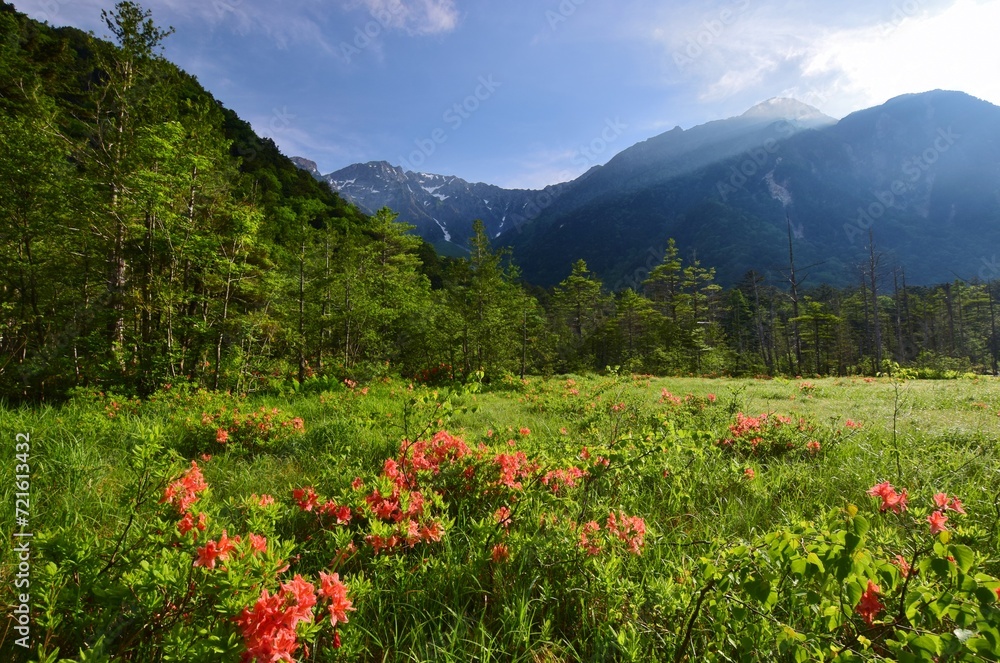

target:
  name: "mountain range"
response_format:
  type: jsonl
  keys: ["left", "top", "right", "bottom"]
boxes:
{"left": 299, "top": 90, "right": 1000, "bottom": 287}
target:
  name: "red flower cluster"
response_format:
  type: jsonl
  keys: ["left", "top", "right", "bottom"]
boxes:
{"left": 252, "top": 493, "right": 275, "bottom": 507}
{"left": 607, "top": 511, "right": 646, "bottom": 555}
{"left": 177, "top": 511, "right": 207, "bottom": 537}
{"left": 318, "top": 500, "right": 352, "bottom": 524}
{"left": 361, "top": 485, "right": 445, "bottom": 554}
{"left": 855, "top": 579, "right": 883, "bottom": 625}
{"left": 494, "top": 506, "right": 512, "bottom": 528}
{"left": 932, "top": 492, "right": 965, "bottom": 514}
{"left": 867, "top": 482, "right": 908, "bottom": 514}
{"left": 234, "top": 574, "right": 317, "bottom": 663}
{"left": 199, "top": 405, "right": 306, "bottom": 450}
{"left": 541, "top": 466, "right": 587, "bottom": 493}
{"left": 393, "top": 431, "right": 472, "bottom": 487}
{"left": 160, "top": 461, "right": 208, "bottom": 514}
{"left": 730, "top": 412, "right": 766, "bottom": 438}
{"left": 926, "top": 492, "right": 966, "bottom": 535}
{"left": 494, "top": 450, "right": 537, "bottom": 490}
{"left": 318, "top": 571, "right": 355, "bottom": 627}
{"left": 490, "top": 543, "right": 510, "bottom": 563}
{"left": 293, "top": 486, "right": 318, "bottom": 512}
{"left": 194, "top": 530, "right": 239, "bottom": 569}
{"left": 659, "top": 389, "right": 682, "bottom": 406}
{"left": 578, "top": 521, "right": 602, "bottom": 556}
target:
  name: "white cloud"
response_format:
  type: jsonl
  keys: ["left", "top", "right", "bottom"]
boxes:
{"left": 347, "top": 0, "right": 459, "bottom": 36}
{"left": 643, "top": 0, "right": 1000, "bottom": 118}
{"left": 800, "top": 0, "right": 1000, "bottom": 116}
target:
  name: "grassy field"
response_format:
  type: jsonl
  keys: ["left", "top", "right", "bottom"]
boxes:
{"left": 2, "top": 375, "right": 1000, "bottom": 662}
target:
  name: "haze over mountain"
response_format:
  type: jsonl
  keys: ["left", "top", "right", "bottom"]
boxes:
{"left": 300, "top": 90, "right": 1000, "bottom": 288}
{"left": 304, "top": 97, "right": 833, "bottom": 253}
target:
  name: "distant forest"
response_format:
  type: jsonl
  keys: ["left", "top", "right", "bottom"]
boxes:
{"left": 1, "top": 2, "right": 997, "bottom": 402}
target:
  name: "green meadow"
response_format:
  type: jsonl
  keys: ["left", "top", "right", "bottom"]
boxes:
{"left": 2, "top": 375, "right": 999, "bottom": 661}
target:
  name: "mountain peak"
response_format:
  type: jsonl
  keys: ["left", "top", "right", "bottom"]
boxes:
{"left": 741, "top": 97, "right": 835, "bottom": 124}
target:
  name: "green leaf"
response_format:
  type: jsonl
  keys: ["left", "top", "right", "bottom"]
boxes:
{"left": 930, "top": 557, "right": 952, "bottom": 579}
{"left": 974, "top": 586, "right": 998, "bottom": 606}
{"left": 852, "top": 514, "right": 870, "bottom": 537}
{"left": 806, "top": 552, "right": 825, "bottom": 574}
{"left": 845, "top": 581, "right": 863, "bottom": 608}
{"left": 835, "top": 555, "right": 853, "bottom": 581}
{"left": 909, "top": 634, "right": 941, "bottom": 656}
{"left": 948, "top": 545, "right": 974, "bottom": 573}
{"left": 746, "top": 577, "right": 772, "bottom": 604}
{"left": 844, "top": 531, "right": 862, "bottom": 554}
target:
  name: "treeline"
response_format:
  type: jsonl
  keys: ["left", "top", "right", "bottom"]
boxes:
{"left": 2, "top": 3, "right": 997, "bottom": 402}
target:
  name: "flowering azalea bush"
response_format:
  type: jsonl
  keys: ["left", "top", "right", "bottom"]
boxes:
{"left": 678, "top": 490, "right": 1000, "bottom": 661}
{"left": 190, "top": 403, "right": 306, "bottom": 454}
{"left": 717, "top": 411, "right": 823, "bottom": 459}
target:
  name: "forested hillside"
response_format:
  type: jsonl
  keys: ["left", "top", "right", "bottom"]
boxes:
{"left": 1, "top": 2, "right": 998, "bottom": 404}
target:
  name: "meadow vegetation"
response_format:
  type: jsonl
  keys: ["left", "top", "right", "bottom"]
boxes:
{"left": 2, "top": 373, "right": 999, "bottom": 661}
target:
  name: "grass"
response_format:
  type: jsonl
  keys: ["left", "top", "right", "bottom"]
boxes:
{"left": 2, "top": 374, "right": 1000, "bottom": 661}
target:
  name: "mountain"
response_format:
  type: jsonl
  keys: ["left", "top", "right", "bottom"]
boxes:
{"left": 547, "top": 98, "right": 835, "bottom": 213}
{"left": 289, "top": 156, "right": 323, "bottom": 180}
{"left": 504, "top": 90, "right": 1000, "bottom": 288}
{"left": 296, "top": 98, "right": 830, "bottom": 253}
{"left": 300, "top": 91, "right": 1000, "bottom": 289}
{"left": 315, "top": 161, "right": 564, "bottom": 251}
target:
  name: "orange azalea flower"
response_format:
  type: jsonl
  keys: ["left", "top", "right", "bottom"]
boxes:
{"left": 193, "top": 530, "right": 238, "bottom": 569}
{"left": 494, "top": 506, "right": 512, "bottom": 527}
{"left": 491, "top": 543, "right": 510, "bottom": 563}
{"left": 277, "top": 574, "right": 317, "bottom": 632}
{"left": 927, "top": 510, "right": 949, "bottom": 535}
{"left": 248, "top": 533, "right": 267, "bottom": 554}
{"left": 855, "top": 580, "right": 883, "bottom": 625}
{"left": 892, "top": 554, "right": 911, "bottom": 578}
{"left": 579, "top": 521, "right": 602, "bottom": 556}
{"left": 318, "top": 571, "right": 355, "bottom": 627}
{"left": 293, "top": 486, "right": 318, "bottom": 512}
{"left": 867, "top": 482, "right": 908, "bottom": 513}
{"left": 933, "top": 492, "right": 966, "bottom": 514}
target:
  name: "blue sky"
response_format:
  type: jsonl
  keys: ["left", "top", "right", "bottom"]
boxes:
{"left": 14, "top": 0, "right": 1000, "bottom": 188}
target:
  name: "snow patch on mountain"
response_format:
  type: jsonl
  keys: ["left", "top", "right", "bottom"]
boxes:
{"left": 432, "top": 218, "right": 451, "bottom": 242}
